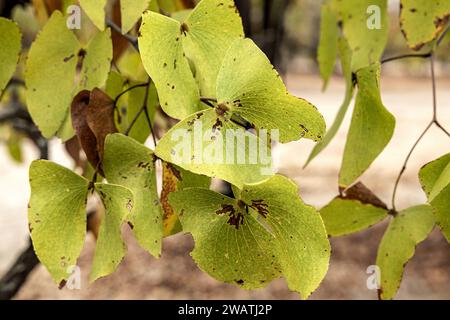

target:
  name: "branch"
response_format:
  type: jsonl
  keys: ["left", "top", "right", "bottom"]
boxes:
{"left": 381, "top": 52, "right": 431, "bottom": 64}
{"left": 106, "top": 18, "right": 139, "bottom": 51}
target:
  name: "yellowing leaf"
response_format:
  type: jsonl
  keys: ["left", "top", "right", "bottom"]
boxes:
{"left": 79, "top": 0, "right": 107, "bottom": 30}
{"left": 0, "top": 18, "right": 21, "bottom": 95}
{"left": 376, "top": 205, "right": 435, "bottom": 300}
{"left": 181, "top": 0, "right": 244, "bottom": 97}
{"left": 28, "top": 160, "right": 89, "bottom": 284}
{"left": 120, "top": 0, "right": 152, "bottom": 34}
{"left": 317, "top": 3, "right": 339, "bottom": 89}
{"left": 340, "top": 0, "right": 389, "bottom": 71}
{"left": 25, "top": 11, "right": 80, "bottom": 138}
{"left": 216, "top": 38, "right": 325, "bottom": 143}
{"left": 90, "top": 183, "right": 133, "bottom": 282}
{"left": 103, "top": 133, "right": 163, "bottom": 257}
{"left": 78, "top": 28, "right": 113, "bottom": 91}
{"left": 155, "top": 109, "right": 273, "bottom": 189}
{"left": 339, "top": 63, "right": 395, "bottom": 187}
{"left": 139, "top": 10, "right": 201, "bottom": 119}
{"left": 400, "top": 0, "right": 450, "bottom": 50}
{"left": 419, "top": 154, "right": 450, "bottom": 242}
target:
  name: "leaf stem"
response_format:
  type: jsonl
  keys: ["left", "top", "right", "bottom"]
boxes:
{"left": 105, "top": 18, "right": 139, "bottom": 51}
{"left": 381, "top": 52, "right": 431, "bottom": 64}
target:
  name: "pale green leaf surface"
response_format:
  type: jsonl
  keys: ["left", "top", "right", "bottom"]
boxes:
{"left": 306, "top": 37, "right": 354, "bottom": 166}
{"left": 320, "top": 198, "right": 387, "bottom": 237}
{"left": 377, "top": 205, "right": 435, "bottom": 300}
{"left": 0, "top": 18, "right": 21, "bottom": 95}
{"left": 400, "top": 0, "right": 450, "bottom": 50}
{"left": 139, "top": 11, "right": 201, "bottom": 119}
{"left": 419, "top": 154, "right": 450, "bottom": 241}
{"left": 120, "top": 0, "right": 152, "bottom": 33}
{"left": 28, "top": 160, "right": 89, "bottom": 284}
{"left": 155, "top": 109, "right": 273, "bottom": 189}
{"left": 90, "top": 183, "right": 133, "bottom": 282}
{"left": 240, "top": 175, "right": 330, "bottom": 299}
{"left": 170, "top": 188, "right": 282, "bottom": 289}
{"left": 103, "top": 133, "right": 163, "bottom": 257}
{"left": 216, "top": 38, "right": 325, "bottom": 143}
{"left": 339, "top": 63, "right": 395, "bottom": 187}
{"left": 25, "top": 11, "right": 80, "bottom": 138}
{"left": 182, "top": 0, "right": 244, "bottom": 97}
{"left": 79, "top": 0, "right": 106, "bottom": 30}
{"left": 317, "top": 3, "right": 338, "bottom": 89}
{"left": 340, "top": 0, "right": 389, "bottom": 70}
{"left": 78, "top": 28, "right": 113, "bottom": 91}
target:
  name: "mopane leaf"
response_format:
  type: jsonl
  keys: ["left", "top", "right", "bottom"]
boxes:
{"left": 78, "top": 28, "right": 113, "bottom": 91}
{"left": 170, "top": 188, "right": 282, "bottom": 290}
{"left": 321, "top": 183, "right": 388, "bottom": 237}
{"left": 306, "top": 37, "right": 354, "bottom": 166}
{"left": 0, "top": 18, "right": 21, "bottom": 95}
{"left": 90, "top": 183, "right": 133, "bottom": 282}
{"left": 376, "top": 205, "right": 435, "bottom": 300}
{"left": 339, "top": 63, "right": 395, "bottom": 187}
{"left": 340, "top": 0, "right": 389, "bottom": 71}
{"left": 181, "top": 0, "right": 244, "bottom": 97}
{"left": 28, "top": 160, "right": 89, "bottom": 284}
{"left": 25, "top": 11, "right": 80, "bottom": 138}
{"left": 103, "top": 133, "right": 163, "bottom": 257}
{"left": 120, "top": 0, "right": 151, "bottom": 34}
{"left": 400, "top": 0, "right": 450, "bottom": 50}
{"left": 171, "top": 175, "right": 330, "bottom": 298}
{"left": 155, "top": 109, "right": 273, "bottom": 189}
{"left": 240, "top": 175, "right": 330, "bottom": 299}
{"left": 216, "top": 38, "right": 325, "bottom": 143}
{"left": 79, "top": 0, "right": 107, "bottom": 30}
{"left": 419, "top": 154, "right": 450, "bottom": 241}
{"left": 317, "top": 3, "right": 339, "bottom": 90}
{"left": 139, "top": 11, "right": 201, "bottom": 119}
{"left": 161, "top": 162, "right": 210, "bottom": 236}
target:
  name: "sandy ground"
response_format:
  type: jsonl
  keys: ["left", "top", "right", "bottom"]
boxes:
{"left": 1, "top": 73, "right": 449, "bottom": 299}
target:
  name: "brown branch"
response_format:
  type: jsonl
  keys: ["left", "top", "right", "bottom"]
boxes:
{"left": 106, "top": 18, "right": 139, "bottom": 51}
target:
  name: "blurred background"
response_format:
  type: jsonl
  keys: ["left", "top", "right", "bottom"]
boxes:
{"left": 0, "top": 0, "right": 449, "bottom": 299}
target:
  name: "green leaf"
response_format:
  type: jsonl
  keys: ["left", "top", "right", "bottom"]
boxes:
{"left": 317, "top": 3, "right": 339, "bottom": 90}
{"left": 78, "top": 28, "right": 113, "bottom": 91}
{"left": 306, "top": 37, "right": 354, "bottom": 166}
{"left": 120, "top": 0, "right": 152, "bottom": 34}
{"left": 170, "top": 188, "right": 282, "bottom": 289}
{"left": 340, "top": 0, "right": 389, "bottom": 71}
{"left": 400, "top": 0, "right": 450, "bottom": 50}
{"left": 155, "top": 109, "right": 273, "bottom": 189}
{"left": 79, "top": 0, "right": 106, "bottom": 30}
{"left": 139, "top": 11, "right": 201, "bottom": 119}
{"left": 240, "top": 175, "right": 330, "bottom": 298}
{"left": 103, "top": 133, "right": 163, "bottom": 257}
{"left": 216, "top": 38, "right": 325, "bottom": 143}
{"left": 419, "top": 154, "right": 450, "bottom": 241}
{"left": 170, "top": 175, "right": 330, "bottom": 298}
{"left": 181, "top": 0, "right": 244, "bottom": 97}
{"left": 376, "top": 205, "right": 435, "bottom": 300}
{"left": 90, "top": 183, "right": 133, "bottom": 282}
{"left": 0, "top": 18, "right": 21, "bottom": 95}
{"left": 339, "top": 63, "right": 395, "bottom": 187}
{"left": 321, "top": 199, "right": 387, "bottom": 237}
{"left": 25, "top": 11, "right": 81, "bottom": 138}
{"left": 28, "top": 160, "right": 89, "bottom": 284}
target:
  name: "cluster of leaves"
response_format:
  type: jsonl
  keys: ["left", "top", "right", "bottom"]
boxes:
{"left": 0, "top": 0, "right": 331, "bottom": 299}
{"left": 0, "top": 0, "right": 449, "bottom": 299}
{"left": 312, "top": 0, "right": 450, "bottom": 299}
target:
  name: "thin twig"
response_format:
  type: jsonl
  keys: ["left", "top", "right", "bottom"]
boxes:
{"left": 106, "top": 18, "right": 139, "bottom": 51}
{"left": 437, "top": 23, "right": 450, "bottom": 46}
{"left": 381, "top": 52, "right": 432, "bottom": 64}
